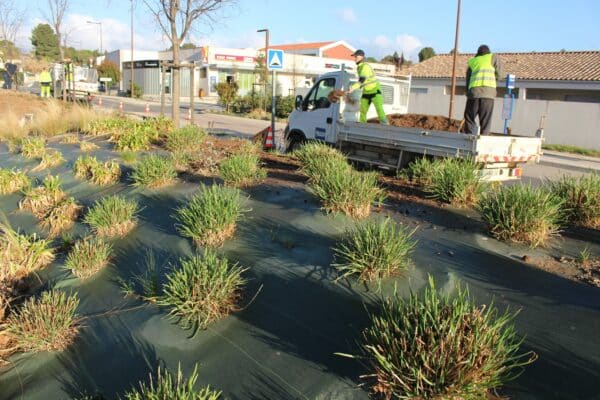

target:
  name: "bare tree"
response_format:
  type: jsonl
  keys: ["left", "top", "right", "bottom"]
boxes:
{"left": 44, "top": 0, "right": 70, "bottom": 99}
{"left": 0, "top": 0, "right": 26, "bottom": 58}
{"left": 142, "top": 0, "right": 236, "bottom": 127}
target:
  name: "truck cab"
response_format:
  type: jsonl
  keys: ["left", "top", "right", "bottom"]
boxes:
{"left": 286, "top": 70, "right": 411, "bottom": 150}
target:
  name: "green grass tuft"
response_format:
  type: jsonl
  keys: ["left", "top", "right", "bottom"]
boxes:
{"left": 478, "top": 184, "right": 564, "bottom": 247}
{"left": 549, "top": 174, "right": 600, "bottom": 228}
{"left": 175, "top": 184, "right": 245, "bottom": 247}
{"left": 5, "top": 290, "right": 79, "bottom": 352}
{"left": 342, "top": 277, "right": 536, "bottom": 399}
{"left": 219, "top": 153, "right": 266, "bottom": 187}
{"left": 426, "top": 158, "right": 487, "bottom": 206}
{"left": 20, "top": 137, "right": 46, "bottom": 159}
{"left": 73, "top": 155, "right": 121, "bottom": 185}
{"left": 0, "top": 168, "right": 30, "bottom": 195}
{"left": 84, "top": 195, "right": 140, "bottom": 237}
{"left": 0, "top": 222, "right": 55, "bottom": 281}
{"left": 65, "top": 237, "right": 112, "bottom": 279}
{"left": 124, "top": 364, "right": 221, "bottom": 400}
{"left": 32, "top": 150, "right": 65, "bottom": 172}
{"left": 165, "top": 125, "right": 206, "bottom": 154}
{"left": 131, "top": 154, "right": 178, "bottom": 188}
{"left": 19, "top": 175, "right": 66, "bottom": 218}
{"left": 158, "top": 249, "right": 246, "bottom": 332}
{"left": 333, "top": 218, "right": 417, "bottom": 284}
{"left": 41, "top": 197, "right": 81, "bottom": 237}
{"left": 404, "top": 156, "right": 441, "bottom": 185}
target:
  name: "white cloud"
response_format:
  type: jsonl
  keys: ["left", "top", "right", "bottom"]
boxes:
{"left": 360, "top": 34, "right": 423, "bottom": 61}
{"left": 336, "top": 8, "right": 357, "bottom": 23}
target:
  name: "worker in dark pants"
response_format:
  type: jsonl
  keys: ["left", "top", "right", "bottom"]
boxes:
{"left": 464, "top": 45, "right": 504, "bottom": 134}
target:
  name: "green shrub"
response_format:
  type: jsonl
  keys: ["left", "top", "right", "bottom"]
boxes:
{"left": 84, "top": 195, "right": 139, "bottom": 237}
{"left": 427, "top": 158, "right": 486, "bottom": 206}
{"left": 478, "top": 184, "right": 564, "bottom": 247}
{"left": 65, "top": 237, "right": 112, "bottom": 279}
{"left": 550, "top": 174, "right": 600, "bottom": 228}
{"left": 341, "top": 277, "right": 536, "bottom": 399}
{"left": 132, "top": 154, "right": 177, "bottom": 188}
{"left": 175, "top": 184, "right": 244, "bottom": 247}
{"left": 215, "top": 81, "right": 239, "bottom": 112}
{"left": 5, "top": 290, "right": 79, "bottom": 352}
{"left": 333, "top": 218, "right": 416, "bottom": 284}
{"left": 20, "top": 137, "right": 46, "bottom": 159}
{"left": 159, "top": 249, "right": 246, "bottom": 332}
{"left": 0, "top": 168, "right": 30, "bottom": 194}
{"left": 218, "top": 153, "right": 266, "bottom": 187}
{"left": 275, "top": 95, "right": 295, "bottom": 118}
{"left": 0, "top": 222, "right": 55, "bottom": 281}
{"left": 124, "top": 364, "right": 221, "bottom": 400}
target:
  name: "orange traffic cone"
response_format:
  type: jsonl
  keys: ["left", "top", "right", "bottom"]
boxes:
{"left": 145, "top": 103, "right": 150, "bottom": 115}
{"left": 97, "top": 97, "right": 102, "bottom": 107}
{"left": 119, "top": 101, "right": 123, "bottom": 112}
{"left": 187, "top": 108, "right": 192, "bottom": 120}
{"left": 263, "top": 126, "right": 274, "bottom": 150}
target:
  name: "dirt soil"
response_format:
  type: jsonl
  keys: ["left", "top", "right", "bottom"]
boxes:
{"left": 368, "top": 113, "right": 464, "bottom": 132}
{"left": 529, "top": 255, "right": 600, "bottom": 288}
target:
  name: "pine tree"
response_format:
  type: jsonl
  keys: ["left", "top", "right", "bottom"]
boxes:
{"left": 30, "top": 24, "right": 59, "bottom": 60}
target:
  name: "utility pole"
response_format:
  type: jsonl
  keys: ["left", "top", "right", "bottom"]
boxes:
{"left": 86, "top": 20, "right": 102, "bottom": 55}
{"left": 257, "top": 28, "right": 269, "bottom": 109}
{"left": 130, "top": 0, "right": 135, "bottom": 98}
{"left": 448, "top": 0, "right": 461, "bottom": 120}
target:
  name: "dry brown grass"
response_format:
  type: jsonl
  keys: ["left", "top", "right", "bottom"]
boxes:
{"left": 79, "top": 141, "right": 99, "bottom": 152}
{"left": 0, "top": 222, "right": 55, "bottom": 282}
{"left": 19, "top": 186, "right": 66, "bottom": 218}
{"left": 95, "top": 220, "right": 137, "bottom": 238}
{"left": 0, "top": 92, "right": 100, "bottom": 139}
{"left": 41, "top": 198, "right": 82, "bottom": 237}
{"left": 194, "top": 223, "right": 236, "bottom": 247}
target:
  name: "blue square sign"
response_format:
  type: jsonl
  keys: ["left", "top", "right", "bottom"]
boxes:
{"left": 267, "top": 49, "right": 284, "bottom": 70}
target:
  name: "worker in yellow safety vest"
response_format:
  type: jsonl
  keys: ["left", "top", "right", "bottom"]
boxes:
{"left": 64, "top": 59, "right": 74, "bottom": 87}
{"left": 464, "top": 45, "right": 504, "bottom": 134}
{"left": 348, "top": 49, "right": 388, "bottom": 124}
{"left": 39, "top": 68, "right": 52, "bottom": 98}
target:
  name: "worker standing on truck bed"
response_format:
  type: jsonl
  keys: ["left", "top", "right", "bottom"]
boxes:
{"left": 464, "top": 44, "right": 504, "bottom": 134}
{"left": 348, "top": 49, "right": 388, "bottom": 125}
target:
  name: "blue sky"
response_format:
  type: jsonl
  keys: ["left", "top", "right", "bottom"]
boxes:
{"left": 17, "top": 0, "right": 600, "bottom": 61}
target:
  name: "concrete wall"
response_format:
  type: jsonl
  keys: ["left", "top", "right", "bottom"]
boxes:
{"left": 408, "top": 92, "right": 600, "bottom": 148}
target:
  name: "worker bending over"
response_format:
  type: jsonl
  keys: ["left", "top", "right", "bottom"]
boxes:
{"left": 349, "top": 49, "right": 388, "bottom": 125}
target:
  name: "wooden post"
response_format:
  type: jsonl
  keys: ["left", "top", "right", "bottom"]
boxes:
{"left": 160, "top": 62, "right": 166, "bottom": 116}
{"left": 449, "top": 0, "right": 462, "bottom": 120}
{"left": 189, "top": 63, "right": 195, "bottom": 124}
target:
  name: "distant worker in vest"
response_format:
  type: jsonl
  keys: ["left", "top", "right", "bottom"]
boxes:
{"left": 39, "top": 68, "right": 52, "bottom": 98}
{"left": 64, "top": 58, "right": 74, "bottom": 88}
{"left": 348, "top": 49, "right": 388, "bottom": 125}
{"left": 464, "top": 45, "right": 504, "bottom": 134}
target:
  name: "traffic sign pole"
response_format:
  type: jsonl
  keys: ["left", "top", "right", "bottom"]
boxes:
{"left": 503, "top": 74, "right": 516, "bottom": 134}
{"left": 267, "top": 49, "right": 284, "bottom": 151}
{"left": 271, "top": 70, "right": 276, "bottom": 149}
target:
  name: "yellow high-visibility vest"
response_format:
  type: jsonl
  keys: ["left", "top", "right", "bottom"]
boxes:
{"left": 468, "top": 53, "right": 496, "bottom": 89}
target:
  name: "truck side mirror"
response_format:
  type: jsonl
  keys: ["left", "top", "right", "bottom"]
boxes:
{"left": 295, "top": 95, "right": 303, "bottom": 110}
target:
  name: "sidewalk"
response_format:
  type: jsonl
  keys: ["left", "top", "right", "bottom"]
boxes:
{"left": 540, "top": 150, "right": 600, "bottom": 172}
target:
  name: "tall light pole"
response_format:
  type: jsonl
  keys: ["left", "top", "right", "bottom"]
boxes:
{"left": 86, "top": 20, "right": 102, "bottom": 55}
{"left": 448, "top": 0, "right": 461, "bottom": 120}
{"left": 257, "top": 28, "right": 269, "bottom": 105}
{"left": 130, "top": 0, "right": 135, "bottom": 98}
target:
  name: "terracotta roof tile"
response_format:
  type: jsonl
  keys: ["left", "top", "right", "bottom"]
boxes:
{"left": 408, "top": 51, "right": 600, "bottom": 81}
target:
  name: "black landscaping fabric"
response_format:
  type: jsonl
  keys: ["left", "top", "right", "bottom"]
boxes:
{"left": 0, "top": 136, "right": 599, "bottom": 400}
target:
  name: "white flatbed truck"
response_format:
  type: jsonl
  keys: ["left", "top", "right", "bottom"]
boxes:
{"left": 284, "top": 70, "right": 543, "bottom": 181}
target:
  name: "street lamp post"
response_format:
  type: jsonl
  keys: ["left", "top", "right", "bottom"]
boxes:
{"left": 86, "top": 20, "right": 103, "bottom": 55}
{"left": 257, "top": 28, "right": 269, "bottom": 107}
{"left": 130, "top": 0, "right": 135, "bottom": 98}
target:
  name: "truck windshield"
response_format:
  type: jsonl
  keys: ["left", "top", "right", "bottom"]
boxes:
{"left": 303, "top": 77, "right": 335, "bottom": 111}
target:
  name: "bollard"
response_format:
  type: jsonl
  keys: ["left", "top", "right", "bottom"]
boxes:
{"left": 119, "top": 101, "right": 123, "bottom": 113}
{"left": 187, "top": 108, "right": 192, "bottom": 120}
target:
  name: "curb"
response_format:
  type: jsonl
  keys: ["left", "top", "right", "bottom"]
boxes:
{"left": 539, "top": 159, "right": 600, "bottom": 173}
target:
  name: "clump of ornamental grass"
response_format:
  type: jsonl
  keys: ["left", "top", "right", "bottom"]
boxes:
{"left": 40, "top": 197, "right": 82, "bottom": 237}
{"left": 0, "top": 168, "right": 31, "bottom": 195}
{"left": 550, "top": 174, "right": 600, "bottom": 228}
{"left": 5, "top": 290, "right": 80, "bottom": 352}
{"left": 0, "top": 222, "right": 55, "bottom": 281}
{"left": 404, "top": 156, "right": 442, "bottom": 185}
{"left": 73, "top": 155, "right": 121, "bottom": 185}
{"left": 115, "top": 122, "right": 157, "bottom": 152}
{"left": 32, "top": 150, "right": 65, "bottom": 172}
{"left": 20, "top": 136, "right": 46, "bottom": 159}
{"left": 120, "top": 150, "right": 138, "bottom": 165}
{"left": 333, "top": 218, "right": 417, "bottom": 284}
{"left": 218, "top": 153, "right": 266, "bottom": 187}
{"left": 338, "top": 277, "right": 536, "bottom": 399}
{"left": 158, "top": 249, "right": 246, "bottom": 332}
{"left": 175, "top": 184, "right": 245, "bottom": 247}
{"left": 124, "top": 364, "right": 221, "bottom": 400}
{"left": 478, "top": 184, "right": 564, "bottom": 248}
{"left": 60, "top": 134, "right": 80, "bottom": 144}
{"left": 131, "top": 154, "right": 178, "bottom": 188}
{"left": 167, "top": 125, "right": 207, "bottom": 169}
{"left": 80, "top": 141, "right": 99, "bottom": 152}
{"left": 31, "top": 100, "right": 98, "bottom": 136}
{"left": 426, "top": 158, "right": 486, "bottom": 206}
{"left": 84, "top": 195, "right": 140, "bottom": 237}
{"left": 294, "top": 141, "right": 347, "bottom": 180}
{"left": 19, "top": 175, "right": 66, "bottom": 218}
{"left": 64, "top": 236, "right": 112, "bottom": 279}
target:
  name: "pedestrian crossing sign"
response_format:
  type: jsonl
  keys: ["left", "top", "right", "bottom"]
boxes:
{"left": 267, "top": 49, "right": 284, "bottom": 70}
